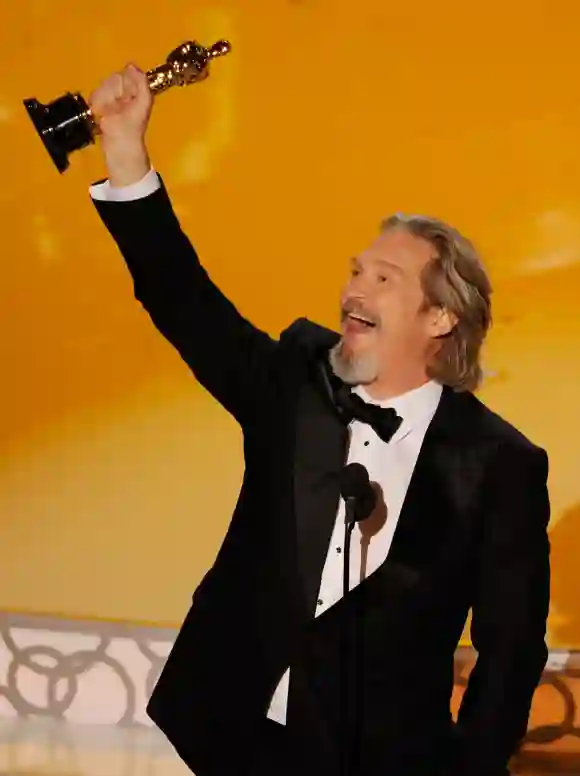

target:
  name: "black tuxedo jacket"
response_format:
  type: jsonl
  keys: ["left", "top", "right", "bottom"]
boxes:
{"left": 92, "top": 182, "right": 550, "bottom": 776}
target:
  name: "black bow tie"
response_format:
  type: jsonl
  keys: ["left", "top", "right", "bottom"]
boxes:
{"left": 335, "top": 387, "right": 403, "bottom": 444}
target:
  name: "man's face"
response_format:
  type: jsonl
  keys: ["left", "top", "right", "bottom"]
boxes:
{"left": 332, "top": 227, "right": 453, "bottom": 386}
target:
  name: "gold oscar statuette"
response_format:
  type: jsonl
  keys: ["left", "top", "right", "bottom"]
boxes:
{"left": 23, "top": 39, "right": 231, "bottom": 173}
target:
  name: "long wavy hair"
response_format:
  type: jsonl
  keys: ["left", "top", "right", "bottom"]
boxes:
{"left": 381, "top": 213, "right": 493, "bottom": 392}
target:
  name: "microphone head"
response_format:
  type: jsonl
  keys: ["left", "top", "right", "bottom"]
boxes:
{"left": 340, "top": 463, "right": 377, "bottom": 522}
{"left": 339, "top": 462, "right": 370, "bottom": 501}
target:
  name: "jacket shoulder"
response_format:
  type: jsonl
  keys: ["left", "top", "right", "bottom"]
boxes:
{"left": 463, "top": 391, "right": 545, "bottom": 457}
{"left": 279, "top": 317, "right": 340, "bottom": 355}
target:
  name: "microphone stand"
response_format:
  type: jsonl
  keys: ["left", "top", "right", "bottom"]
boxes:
{"left": 337, "top": 464, "right": 376, "bottom": 776}
{"left": 340, "top": 498, "right": 357, "bottom": 776}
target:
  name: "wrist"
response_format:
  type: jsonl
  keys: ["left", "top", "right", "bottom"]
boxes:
{"left": 101, "top": 137, "right": 150, "bottom": 188}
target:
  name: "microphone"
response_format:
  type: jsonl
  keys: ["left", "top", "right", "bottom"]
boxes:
{"left": 340, "top": 462, "right": 377, "bottom": 525}
{"left": 338, "top": 463, "right": 377, "bottom": 776}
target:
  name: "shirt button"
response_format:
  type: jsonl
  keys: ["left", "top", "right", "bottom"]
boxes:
{"left": 336, "top": 547, "right": 342, "bottom": 554}
{"left": 317, "top": 599, "right": 323, "bottom": 606}
{"left": 364, "top": 441, "right": 370, "bottom": 446}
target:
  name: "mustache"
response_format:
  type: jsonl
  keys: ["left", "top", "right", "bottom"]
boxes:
{"left": 340, "top": 299, "right": 381, "bottom": 327}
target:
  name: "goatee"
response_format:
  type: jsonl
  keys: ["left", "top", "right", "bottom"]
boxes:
{"left": 328, "top": 340, "right": 379, "bottom": 385}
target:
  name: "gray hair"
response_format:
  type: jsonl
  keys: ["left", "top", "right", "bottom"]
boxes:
{"left": 382, "top": 213, "right": 492, "bottom": 392}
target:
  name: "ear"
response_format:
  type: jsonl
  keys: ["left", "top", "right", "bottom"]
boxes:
{"left": 430, "top": 305, "right": 457, "bottom": 338}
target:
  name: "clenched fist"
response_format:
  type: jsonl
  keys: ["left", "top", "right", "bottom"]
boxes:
{"left": 89, "top": 63, "right": 152, "bottom": 142}
{"left": 89, "top": 64, "right": 152, "bottom": 187}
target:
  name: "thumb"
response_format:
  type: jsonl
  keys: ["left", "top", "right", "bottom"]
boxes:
{"left": 126, "top": 62, "right": 150, "bottom": 98}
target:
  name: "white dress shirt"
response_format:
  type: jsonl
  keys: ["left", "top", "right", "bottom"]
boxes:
{"left": 89, "top": 171, "right": 444, "bottom": 725}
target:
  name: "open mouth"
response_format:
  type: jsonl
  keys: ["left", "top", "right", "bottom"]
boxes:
{"left": 344, "top": 313, "right": 377, "bottom": 332}
{"left": 348, "top": 313, "right": 376, "bottom": 327}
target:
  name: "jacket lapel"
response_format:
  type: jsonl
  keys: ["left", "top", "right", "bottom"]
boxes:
{"left": 293, "top": 360, "right": 349, "bottom": 617}
{"left": 387, "top": 386, "right": 489, "bottom": 578}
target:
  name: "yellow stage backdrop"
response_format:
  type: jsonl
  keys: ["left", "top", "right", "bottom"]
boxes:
{"left": 0, "top": 0, "right": 579, "bottom": 647}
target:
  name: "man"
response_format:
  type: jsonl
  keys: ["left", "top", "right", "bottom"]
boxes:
{"left": 88, "top": 64, "right": 550, "bottom": 776}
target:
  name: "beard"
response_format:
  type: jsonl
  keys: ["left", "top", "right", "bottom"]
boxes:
{"left": 328, "top": 339, "right": 379, "bottom": 385}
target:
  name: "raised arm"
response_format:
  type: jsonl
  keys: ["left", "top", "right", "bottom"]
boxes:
{"left": 88, "top": 64, "right": 279, "bottom": 422}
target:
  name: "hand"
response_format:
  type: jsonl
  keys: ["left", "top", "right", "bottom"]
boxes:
{"left": 88, "top": 63, "right": 152, "bottom": 187}
{"left": 89, "top": 63, "right": 152, "bottom": 144}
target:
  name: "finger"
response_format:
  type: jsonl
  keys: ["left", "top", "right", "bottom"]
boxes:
{"left": 126, "top": 62, "right": 150, "bottom": 98}
{"left": 121, "top": 68, "right": 139, "bottom": 102}
{"left": 88, "top": 73, "right": 123, "bottom": 114}
{"left": 111, "top": 72, "right": 125, "bottom": 101}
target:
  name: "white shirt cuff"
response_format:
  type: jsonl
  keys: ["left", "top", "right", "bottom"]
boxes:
{"left": 90, "top": 169, "right": 161, "bottom": 202}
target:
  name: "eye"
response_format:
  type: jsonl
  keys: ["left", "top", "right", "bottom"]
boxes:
{"left": 351, "top": 267, "right": 361, "bottom": 277}
{"left": 378, "top": 275, "right": 387, "bottom": 283}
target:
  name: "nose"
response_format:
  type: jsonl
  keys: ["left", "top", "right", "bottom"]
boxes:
{"left": 344, "top": 273, "right": 368, "bottom": 300}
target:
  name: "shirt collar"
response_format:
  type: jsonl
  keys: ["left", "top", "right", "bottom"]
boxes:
{"left": 353, "top": 380, "right": 443, "bottom": 440}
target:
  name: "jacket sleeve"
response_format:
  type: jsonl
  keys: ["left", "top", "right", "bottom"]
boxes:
{"left": 91, "top": 180, "right": 280, "bottom": 423}
{"left": 451, "top": 442, "right": 550, "bottom": 776}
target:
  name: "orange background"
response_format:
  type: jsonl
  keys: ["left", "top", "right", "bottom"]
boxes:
{"left": 0, "top": 0, "right": 579, "bottom": 647}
